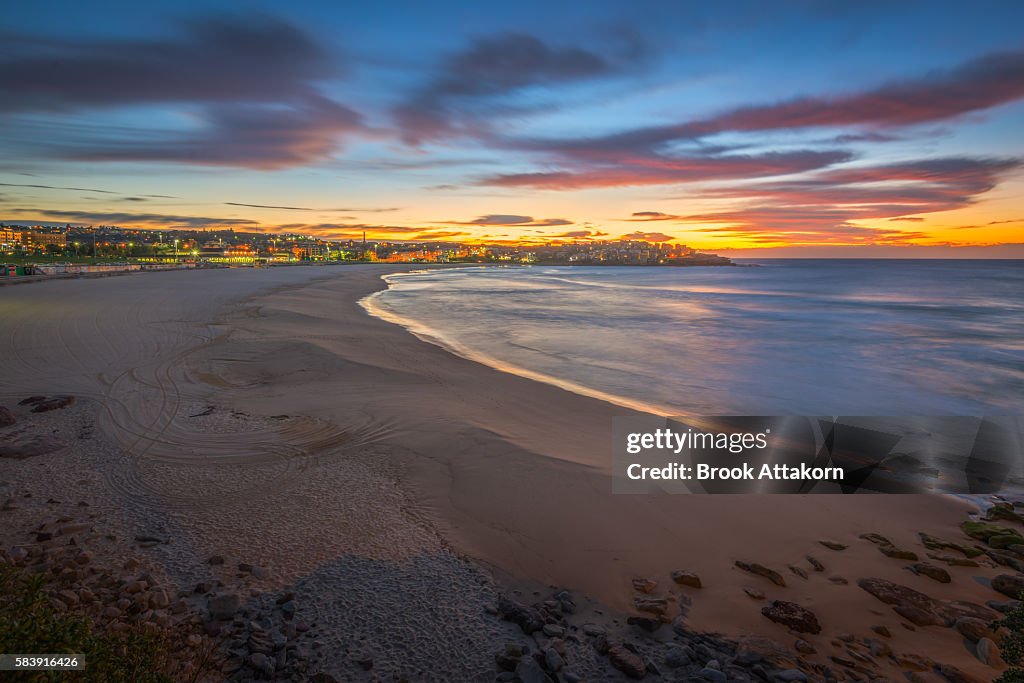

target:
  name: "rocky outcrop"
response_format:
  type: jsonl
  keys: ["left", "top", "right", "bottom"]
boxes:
{"left": 735, "top": 561, "right": 786, "bottom": 587}
{"left": 760, "top": 600, "right": 821, "bottom": 634}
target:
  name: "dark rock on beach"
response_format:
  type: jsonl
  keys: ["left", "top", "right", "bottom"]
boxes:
{"left": 735, "top": 560, "right": 786, "bottom": 587}
{"left": 760, "top": 600, "right": 822, "bottom": 634}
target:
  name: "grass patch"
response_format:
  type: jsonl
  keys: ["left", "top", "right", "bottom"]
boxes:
{"left": 0, "top": 563, "right": 205, "bottom": 682}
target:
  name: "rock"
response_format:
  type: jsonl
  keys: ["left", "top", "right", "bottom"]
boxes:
{"left": 699, "top": 667, "right": 727, "bottom": 681}
{"left": 582, "top": 623, "right": 605, "bottom": 637}
{"left": 805, "top": 555, "right": 824, "bottom": 572}
{"left": 788, "top": 565, "right": 809, "bottom": 580}
{"left": 987, "top": 548, "right": 1024, "bottom": 572}
{"left": 976, "top": 637, "right": 998, "bottom": 666}
{"left": 1, "top": 499, "right": 16, "bottom": 511}
{"left": 671, "top": 570, "right": 702, "bottom": 588}
{"left": 735, "top": 561, "right": 786, "bottom": 586}
{"left": 819, "top": 540, "right": 847, "bottom": 551}
{"left": 879, "top": 545, "right": 919, "bottom": 561}
{"left": 928, "top": 552, "right": 979, "bottom": 567}
{"left": 18, "top": 396, "right": 46, "bottom": 405}
{"left": 776, "top": 670, "right": 808, "bottom": 682}
{"left": 744, "top": 587, "right": 765, "bottom": 600}
{"left": 988, "top": 599, "right": 1023, "bottom": 614}
{"left": 858, "top": 577, "right": 994, "bottom": 626}
{"left": 631, "top": 577, "right": 657, "bottom": 593}
{"left": 30, "top": 396, "right": 75, "bottom": 412}
{"left": 828, "top": 576, "right": 849, "bottom": 585}
{"left": 919, "top": 532, "right": 984, "bottom": 558}
{"left": 909, "top": 563, "right": 951, "bottom": 583}
{"left": 871, "top": 625, "right": 891, "bottom": 638}
{"left": 151, "top": 589, "right": 170, "bottom": 609}
{"left": 542, "top": 624, "right": 565, "bottom": 637}
{"left": 134, "top": 534, "right": 166, "bottom": 546}
{"left": 544, "top": 647, "right": 564, "bottom": 672}
{"left": 0, "top": 406, "right": 15, "bottom": 427}
{"left": 894, "top": 603, "right": 944, "bottom": 627}
{"left": 626, "top": 616, "right": 662, "bottom": 632}
{"left": 207, "top": 555, "right": 224, "bottom": 565}
{"left": 208, "top": 593, "right": 240, "bottom": 621}
{"left": 634, "top": 596, "right": 668, "bottom": 618}
{"left": 936, "top": 663, "right": 984, "bottom": 683}
{"left": 497, "top": 597, "right": 544, "bottom": 634}
{"left": 760, "top": 600, "right": 822, "bottom": 634}
{"left": 495, "top": 643, "right": 524, "bottom": 672}
{"left": 515, "top": 656, "right": 554, "bottom": 683}
{"left": 993, "top": 574, "right": 1024, "bottom": 599}
{"left": 0, "top": 435, "right": 67, "bottom": 459}
{"left": 248, "top": 652, "right": 274, "bottom": 676}
{"left": 665, "top": 645, "right": 690, "bottom": 668}
{"left": 955, "top": 617, "right": 992, "bottom": 642}
{"left": 607, "top": 644, "right": 647, "bottom": 679}
{"left": 962, "top": 521, "right": 1021, "bottom": 544}
{"left": 794, "top": 639, "right": 816, "bottom": 654}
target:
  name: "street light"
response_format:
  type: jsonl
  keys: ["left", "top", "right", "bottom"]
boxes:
{"left": 174, "top": 239, "right": 179, "bottom": 261}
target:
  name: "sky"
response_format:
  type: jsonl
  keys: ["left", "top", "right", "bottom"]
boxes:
{"left": 1, "top": 0, "right": 1023, "bottom": 256}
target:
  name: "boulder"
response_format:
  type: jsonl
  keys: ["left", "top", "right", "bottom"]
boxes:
{"left": 760, "top": 600, "right": 821, "bottom": 634}
{"left": 670, "top": 570, "right": 702, "bottom": 588}
{"left": 497, "top": 596, "right": 544, "bottom": 634}
{"left": 208, "top": 593, "right": 241, "bottom": 621}
{"left": 607, "top": 644, "right": 646, "bottom": 679}
{"left": 631, "top": 577, "right": 657, "bottom": 594}
{"left": 992, "top": 574, "right": 1024, "bottom": 600}
{"left": 30, "top": 396, "right": 75, "bottom": 413}
{"left": 909, "top": 563, "right": 951, "bottom": 583}
{"left": 0, "top": 406, "right": 15, "bottom": 427}
{"left": 819, "top": 540, "right": 847, "bottom": 551}
{"left": 735, "top": 561, "right": 786, "bottom": 586}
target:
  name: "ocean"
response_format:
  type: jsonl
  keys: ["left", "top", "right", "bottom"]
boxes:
{"left": 362, "top": 260, "right": 1024, "bottom": 416}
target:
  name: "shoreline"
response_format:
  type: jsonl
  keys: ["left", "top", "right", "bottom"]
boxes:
{"left": 1, "top": 265, "right": 1013, "bottom": 681}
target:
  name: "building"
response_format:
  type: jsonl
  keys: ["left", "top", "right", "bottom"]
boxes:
{"left": 0, "top": 229, "right": 67, "bottom": 251}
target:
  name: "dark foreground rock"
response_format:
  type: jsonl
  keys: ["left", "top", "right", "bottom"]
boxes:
{"left": 761, "top": 600, "right": 822, "bottom": 634}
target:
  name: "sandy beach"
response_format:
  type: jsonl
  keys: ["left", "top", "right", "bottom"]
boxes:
{"left": 0, "top": 264, "right": 1015, "bottom": 682}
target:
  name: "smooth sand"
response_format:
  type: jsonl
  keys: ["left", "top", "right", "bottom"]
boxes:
{"left": 0, "top": 265, "right": 1008, "bottom": 679}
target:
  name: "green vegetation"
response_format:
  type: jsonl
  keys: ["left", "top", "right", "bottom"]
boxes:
{"left": 994, "top": 598, "right": 1024, "bottom": 683}
{"left": 0, "top": 564, "right": 176, "bottom": 682}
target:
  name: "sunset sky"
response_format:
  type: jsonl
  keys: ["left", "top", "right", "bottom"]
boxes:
{"left": 1, "top": 1, "right": 1023, "bottom": 256}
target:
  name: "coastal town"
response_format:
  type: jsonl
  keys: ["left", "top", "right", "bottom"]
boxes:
{"left": 0, "top": 223, "right": 731, "bottom": 271}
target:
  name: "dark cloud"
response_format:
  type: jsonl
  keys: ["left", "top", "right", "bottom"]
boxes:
{"left": 62, "top": 96, "right": 364, "bottom": 169}
{"left": 480, "top": 150, "right": 852, "bottom": 189}
{"left": 7, "top": 208, "right": 259, "bottom": 227}
{"left": 225, "top": 202, "right": 398, "bottom": 212}
{"left": 627, "top": 211, "right": 680, "bottom": 221}
{"left": 620, "top": 231, "right": 675, "bottom": 242}
{"left": 0, "top": 16, "right": 367, "bottom": 169}
{"left": 2, "top": 182, "right": 114, "bottom": 195}
{"left": 394, "top": 32, "right": 630, "bottom": 144}
{"left": 476, "top": 50, "right": 1024, "bottom": 195}
{"left": 673, "top": 156, "right": 1020, "bottom": 239}
{"left": 0, "top": 15, "right": 336, "bottom": 111}
{"left": 703, "top": 157, "right": 1019, "bottom": 214}
{"left": 550, "top": 229, "right": 608, "bottom": 239}
{"left": 446, "top": 214, "right": 573, "bottom": 227}
{"left": 952, "top": 217, "right": 1024, "bottom": 230}
{"left": 514, "top": 49, "right": 1024, "bottom": 159}
{"left": 889, "top": 216, "right": 925, "bottom": 222}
